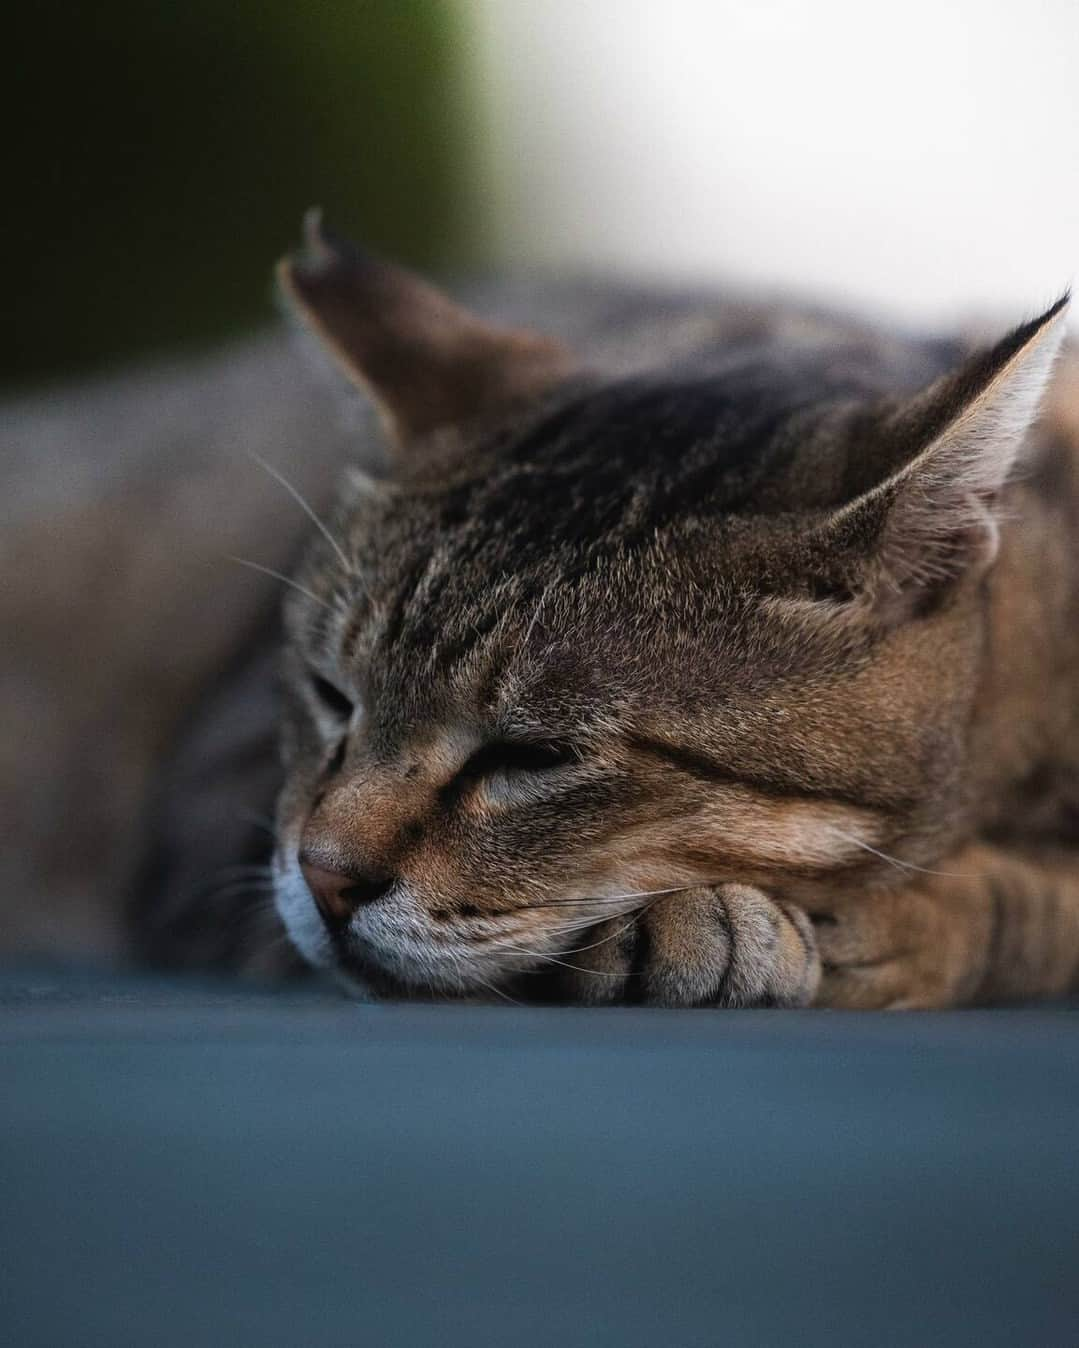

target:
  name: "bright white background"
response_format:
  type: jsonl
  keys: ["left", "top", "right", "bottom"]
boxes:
{"left": 468, "top": 0, "right": 1079, "bottom": 326}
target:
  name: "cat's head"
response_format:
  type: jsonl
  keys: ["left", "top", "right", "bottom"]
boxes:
{"left": 272, "top": 212, "right": 1067, "bottom": 996}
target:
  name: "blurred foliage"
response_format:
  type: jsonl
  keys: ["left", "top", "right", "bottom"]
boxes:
{"left": 6, "top": 0, "right": 478, "bottom": 389}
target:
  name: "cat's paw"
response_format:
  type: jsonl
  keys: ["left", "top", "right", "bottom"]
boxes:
{"left": 550, "top": 885, "right": 820, "bottom": 1008}
{"left": 812, "top": 889, "right": 979, "bottom": 1009}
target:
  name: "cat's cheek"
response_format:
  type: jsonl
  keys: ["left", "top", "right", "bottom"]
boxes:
{"left": 694, "top": 797, "right": 884, "bottom": 874}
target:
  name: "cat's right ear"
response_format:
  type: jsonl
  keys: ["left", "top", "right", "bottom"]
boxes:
{"left": 277, "top": 210, "right": 574, "bottom": 449}
{"left": 816, "top": 295, "right": 1068, "bottom": 621}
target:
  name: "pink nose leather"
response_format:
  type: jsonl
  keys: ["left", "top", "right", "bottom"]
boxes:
{"left": 299, "top": 861, "right": 392, "bottom": 929}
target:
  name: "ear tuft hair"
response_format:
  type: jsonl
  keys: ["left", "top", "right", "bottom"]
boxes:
{"left": 825, "top": 294, "right": 1069, "bottom": 615}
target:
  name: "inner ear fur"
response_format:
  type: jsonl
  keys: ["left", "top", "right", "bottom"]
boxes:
{"left": 819, "top": 294, "right": 1070, "bottom": 617}
{"left": 277, "top": 210, "right": 575, "bottom": 449}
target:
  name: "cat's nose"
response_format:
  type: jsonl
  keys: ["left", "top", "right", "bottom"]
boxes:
{"left": 299, "top": 857, "right": 394, "bottom": 929}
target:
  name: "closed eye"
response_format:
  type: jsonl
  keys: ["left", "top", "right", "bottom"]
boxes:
{"left": 310, "top": 673, "right": 354, "bottom": 721}
{"left": 456, "top": 739, "right": 579, "bottom": 786}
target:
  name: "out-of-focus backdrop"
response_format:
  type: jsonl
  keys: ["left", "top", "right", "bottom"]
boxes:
{"left": 7, "top": 0, "right": 1078, "bottom": 388}
{"left": 7, "top": 19, "right": 1079, "bottom": 1344}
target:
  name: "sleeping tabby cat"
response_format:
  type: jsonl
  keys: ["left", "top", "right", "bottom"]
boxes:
{"left": 139, "top": 213, "right": 1079, "bottom": 1008}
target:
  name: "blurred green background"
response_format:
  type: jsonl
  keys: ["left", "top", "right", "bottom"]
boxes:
{"left": 5, "top": 1, "right": 479, "bottom": 392}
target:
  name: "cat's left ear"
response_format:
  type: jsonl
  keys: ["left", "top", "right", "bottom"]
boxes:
{"left": 825, "top": 294, "right": 1069, "bottom": 616}
{"left": 277, "top": 210, "right": 574, "bottom": 449}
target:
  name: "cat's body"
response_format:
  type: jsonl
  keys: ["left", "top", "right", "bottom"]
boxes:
{"left": 1, "top": 334, "right": 359, "bottom": 962}
{"left": 7, "top": 226, "right": 1079, "bottom": 1007}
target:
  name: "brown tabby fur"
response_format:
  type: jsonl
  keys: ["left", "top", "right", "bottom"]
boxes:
{"left": 262, "top": 214, "right": 1079, "bottom": 1009}
{"left": 6, "top": 216, "right": 1077, "bottom": 1010}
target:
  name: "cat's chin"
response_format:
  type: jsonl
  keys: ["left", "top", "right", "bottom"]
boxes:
{"left": 335, "top": 932, "right": 511, "bottom": 999}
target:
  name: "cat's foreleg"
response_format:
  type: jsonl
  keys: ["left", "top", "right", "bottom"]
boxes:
{"left": 813, "top": 842, "right": 1079, "bottom": 1008}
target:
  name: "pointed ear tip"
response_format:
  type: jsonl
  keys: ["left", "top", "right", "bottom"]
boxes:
{"left": 1042, "top": 290, "right": 1071, "bottom": 325}
{"left": 301, "top": 205, "right": 324, "bottom": 243}
{"left": 272, "top": 231, "right": 328, "bottom": 299}
{"left": 294, "top": 208, "right": 377, "bottom": 282}
{"left": 1002, "top": 291, "right": 1072, "bottom": 361}
{"left": 274, "top": 210, "right": 366, "bottom": 298}
{"left": 1025, "top": 291, "right": 1071, "bottom": 362}
{"left": 296, "top": 205, "right": 341, "bottom": 279}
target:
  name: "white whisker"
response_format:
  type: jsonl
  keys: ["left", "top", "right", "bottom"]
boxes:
{"left": 472, "top": 974, "right": 523, "bottom": 1006}
{"left": 516, "top": 882, "right": 713, "bottom": 912}
{"left": 495, "top": 946, "right": 630, "bottom": 977}
{"left": 246, "top": 449, "right": 353, "bottom": 575}
{"left": 486, "top": 890, "right": 676, "bottom": 975}
{"left": 519, "top": 583, "right": 551, "bottom": 655}
{"left": 226, "top": 555, "right": 333, "bottom": 611}
{"left": 833, "top": 830, "right": 977, "bottom": 879}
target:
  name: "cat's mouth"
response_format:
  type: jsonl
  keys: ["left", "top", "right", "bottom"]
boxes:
{"left": 273, "top": 849, "right": 653, "bottom": 995}
{"left": 273, "top": 850, "right": 516, "bottom": 992}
